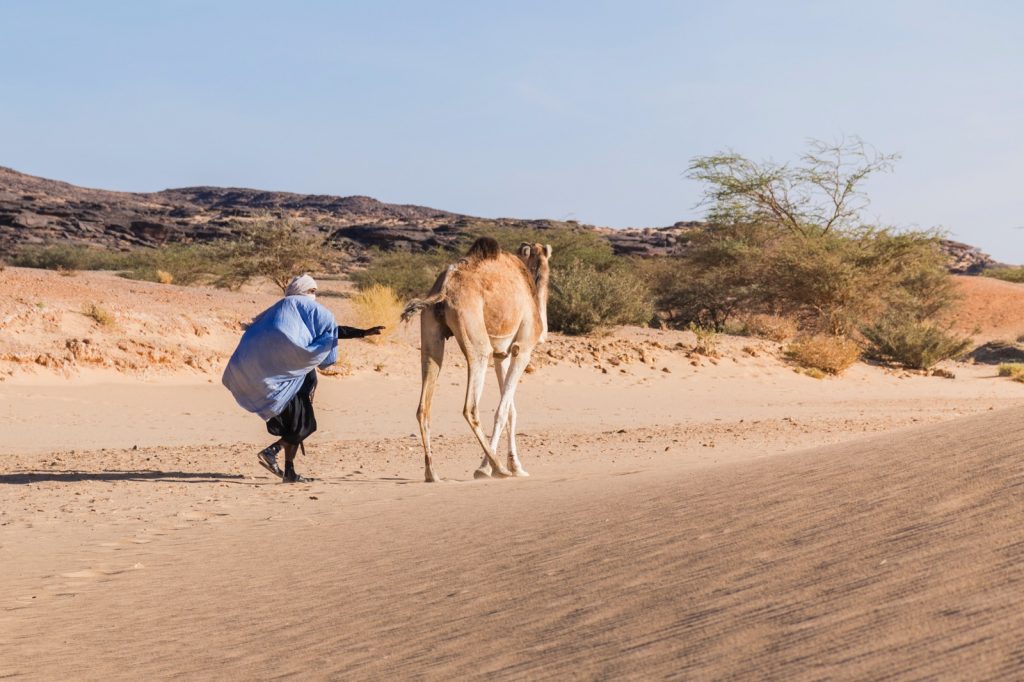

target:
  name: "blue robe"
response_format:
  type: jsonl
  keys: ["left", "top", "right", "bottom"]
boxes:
{"left": 222, "top": 296, "right": 338, "bottom": 420}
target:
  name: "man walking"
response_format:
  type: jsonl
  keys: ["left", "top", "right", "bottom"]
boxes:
{"left": 223, "top": 274, "right": 382, "bottom": 482}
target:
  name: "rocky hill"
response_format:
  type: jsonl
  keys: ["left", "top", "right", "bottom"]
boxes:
{"left": 0, "top": 166, "right": 995, "bottom": 271}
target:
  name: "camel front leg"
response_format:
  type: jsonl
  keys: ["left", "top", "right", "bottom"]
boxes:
{"left": 417, "top": 315, "right": 445, "bottom": 482}
{"left": 464, "top": 354, "right": 511, "bottom": 479}
{"left": 488, "top": 347, "right": 532, "bottom": 477}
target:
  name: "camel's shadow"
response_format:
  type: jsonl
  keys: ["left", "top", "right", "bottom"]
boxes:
{"left": 0, "top": 470, "right": 247, "bottom": 484}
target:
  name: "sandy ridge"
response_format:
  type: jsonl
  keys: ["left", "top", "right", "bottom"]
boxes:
{"left": 3, "top": 407, "right": 1024, "bottom": 679}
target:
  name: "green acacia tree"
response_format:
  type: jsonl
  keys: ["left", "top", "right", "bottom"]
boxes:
{"left": 687, "top": 137, "right": 899, "bottom": 237}
{"left": 215, "top": 217, "right": 327, "bottom": 291}
{"left": 659, "top": 138, "right": 964, "bottom": 357}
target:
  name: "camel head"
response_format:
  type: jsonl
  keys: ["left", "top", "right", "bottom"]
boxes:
{"left": 518, "top": 242, "right": 552, "bottom": 343}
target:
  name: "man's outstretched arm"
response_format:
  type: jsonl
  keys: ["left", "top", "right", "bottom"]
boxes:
{"left": 336, "top": 325, "right": 386, "bottom": 339}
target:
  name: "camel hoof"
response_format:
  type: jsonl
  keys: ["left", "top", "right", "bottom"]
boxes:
{"left": 511, "top": 468, "right": 530, "bottom": 477}
{"left": 492, "top": 467, "right": 513, "bottom": 478}
{"left": 473, "top": 468, "right": 492, "bottom": 479}
{"left": 425, "top": 470, "right": 442, "bottom": 483}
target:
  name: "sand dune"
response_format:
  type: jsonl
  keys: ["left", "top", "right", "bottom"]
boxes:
{"left": 3, "top": 408, "right": 1024, "bottom": 679}
{"left": 3, "top": 265, "right": 1024, "bottom": 679}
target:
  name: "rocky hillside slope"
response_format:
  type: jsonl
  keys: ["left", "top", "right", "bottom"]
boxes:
{"left": 0, "top": 166, "right": 994, "bottom": 271}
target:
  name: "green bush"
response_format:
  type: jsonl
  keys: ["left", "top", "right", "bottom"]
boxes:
{"left": 762, "top": 228, "right": 957, "bottom": 335}
{"left": 8, "top": 244, "right": 130, "bottom": 271}
{"left": 118, "top": 243, "right": 223, "bottom": 285}
{"left": 466, "top": 223, "right": 617, "bottom": 270}
{"left": 862, "top": 318, "right": 971, "bottom": 369}
{"left": 984, "top": 267, "right": 1024, "bottom": 283}
{"left": 349, "top": 248, "right": 454, "bottom": 299}
{"left": 639, "top": 240, "right": 761, "bottom": 330}
{"left": 547, "top": 259, "right": 654, "bottom": 335}
{"left": 212, "top": 218, "right": 327, "bottom": 291}
{"left": 9, "top": 218, "right": 332, "bottom": 292}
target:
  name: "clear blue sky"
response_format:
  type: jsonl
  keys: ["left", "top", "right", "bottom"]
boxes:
{"left": 2, "top": 1, "right": 1022, "bottom": 262}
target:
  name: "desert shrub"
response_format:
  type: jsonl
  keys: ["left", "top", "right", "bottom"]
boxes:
{"left": 861, "top": 318, "right": 971, "bottom": 369}
{"left": 9, "top": 244, "right": 130, "bottom": 271}
{"left": 9, "top": 220, "right": 333, "bottom": 291}
{"left": 349, "top": 284, "right": 403, "bottom": 344}
{"left": 547, "top": 259, "right": 654, "bottom": 335}
{"left": 762, "top": 228, "right": 956, "bottom": 335}
{"left": 998, "top": 363, "right": 1024, "bottom": 382}
{"left": 11, "top": 242, "right": 229, "bottom": 286}
{"left": 349, "top": 248, "right": 454, "bottom": 298}
{"left": 82, "top": 303, "right": 115, "bottom": 327}
{"left": 689, "top": 322, "right": 720, "bottom": 356}
{"left": 640, "top": 227, "right": 766, "bottom": 330}
{"left": 984, "top": 267, "right": 1024, "bottom": 284}
{"left": 466, "top": 223, "right": 618, "bottom": 270}
{"left": 118, "top": 243, "right": 223, "bottom": 286}
{"left": 785, "top": 335, "right": 861, "bottom": 375}
{"left": 212, "top": 218, "right": 327, "bottom": 291}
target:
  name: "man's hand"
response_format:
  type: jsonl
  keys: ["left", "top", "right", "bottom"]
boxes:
{"left": 337, "top": 325, "right": 386, "bottom": 339}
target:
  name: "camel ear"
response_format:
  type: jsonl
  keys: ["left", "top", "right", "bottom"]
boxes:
{"left": 519, "top": 243, "right": 532, "bottom": 258}
{"left": 543, "top": 244, "right": 552, "bottom": 258}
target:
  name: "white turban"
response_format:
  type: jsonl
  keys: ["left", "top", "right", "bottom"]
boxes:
{"left": 285, "top": 274, "right": 318, "bottom": 297}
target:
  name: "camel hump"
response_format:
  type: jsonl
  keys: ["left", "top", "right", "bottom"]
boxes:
{"left": 466, "top": 236, "right": 501, "bottom": 260}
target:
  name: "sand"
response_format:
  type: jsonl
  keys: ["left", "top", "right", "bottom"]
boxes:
{"left": 2, "top": 266, "right": 1024, "bottom": 679}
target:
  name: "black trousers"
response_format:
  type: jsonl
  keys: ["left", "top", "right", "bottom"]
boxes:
{"left": 266, "top": 370, "right": 318, "bottom": 445}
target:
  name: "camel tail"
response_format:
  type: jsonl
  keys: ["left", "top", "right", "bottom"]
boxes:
{"left": 401, "top": 292, "right": 446, "bottom": 322}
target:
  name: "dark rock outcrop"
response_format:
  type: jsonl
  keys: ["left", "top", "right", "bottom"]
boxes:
{"left": 941, "top": 239, "right": 994, "bottom": 275}
{"left": 967, "top": 341, "right": 1024, "bottom": 365}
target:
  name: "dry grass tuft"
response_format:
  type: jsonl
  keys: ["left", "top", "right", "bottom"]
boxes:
{"left": 350, "top": 284, "right": 403, "bottom": 343}
{"left": 785, "top": 335, "right": 860, "bottom": 375}
{"left": 689, "top": 322, "right": 720, "bottom": 357}
{"left": 82, "top": 303, "right": 115, "bottom": 328}
{"left": 739, "top": 314, "right": 799, "bottom": 342}
{"left": 998, "top": 363, "right": 1024, "bottom": 382}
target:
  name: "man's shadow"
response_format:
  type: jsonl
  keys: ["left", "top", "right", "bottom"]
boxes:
{"left": 0, "top": 470, "right": 247, "bottom": 484}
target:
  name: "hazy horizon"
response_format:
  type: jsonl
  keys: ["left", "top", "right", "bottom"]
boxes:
{"left": 2, "top": 1, "right": 1021, "bottom": 262}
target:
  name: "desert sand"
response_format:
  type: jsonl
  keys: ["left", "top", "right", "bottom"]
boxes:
{"left": 2, "top": 266, "right": 1024, "bottom": 679}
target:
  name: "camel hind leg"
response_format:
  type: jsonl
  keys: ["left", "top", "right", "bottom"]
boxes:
{"left": 416, "top": 313, "right": 446, "bottom": 482}
{"left": 487, "top": 344, "right": 532, "bottom": 477}
{"left": 463, "top": 352, "right": 512, "bottom": 479}
{"left": 476, "top": 353, "right": 525, "bottom": 477}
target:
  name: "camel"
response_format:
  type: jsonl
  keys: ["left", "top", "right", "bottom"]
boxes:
{"left": 401, "top": 236, "right": 552, "bottom": 482}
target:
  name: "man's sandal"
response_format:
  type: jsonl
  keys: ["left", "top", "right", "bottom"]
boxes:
{"left": 257, "top": 444, "right": 284, "bottom": 477}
